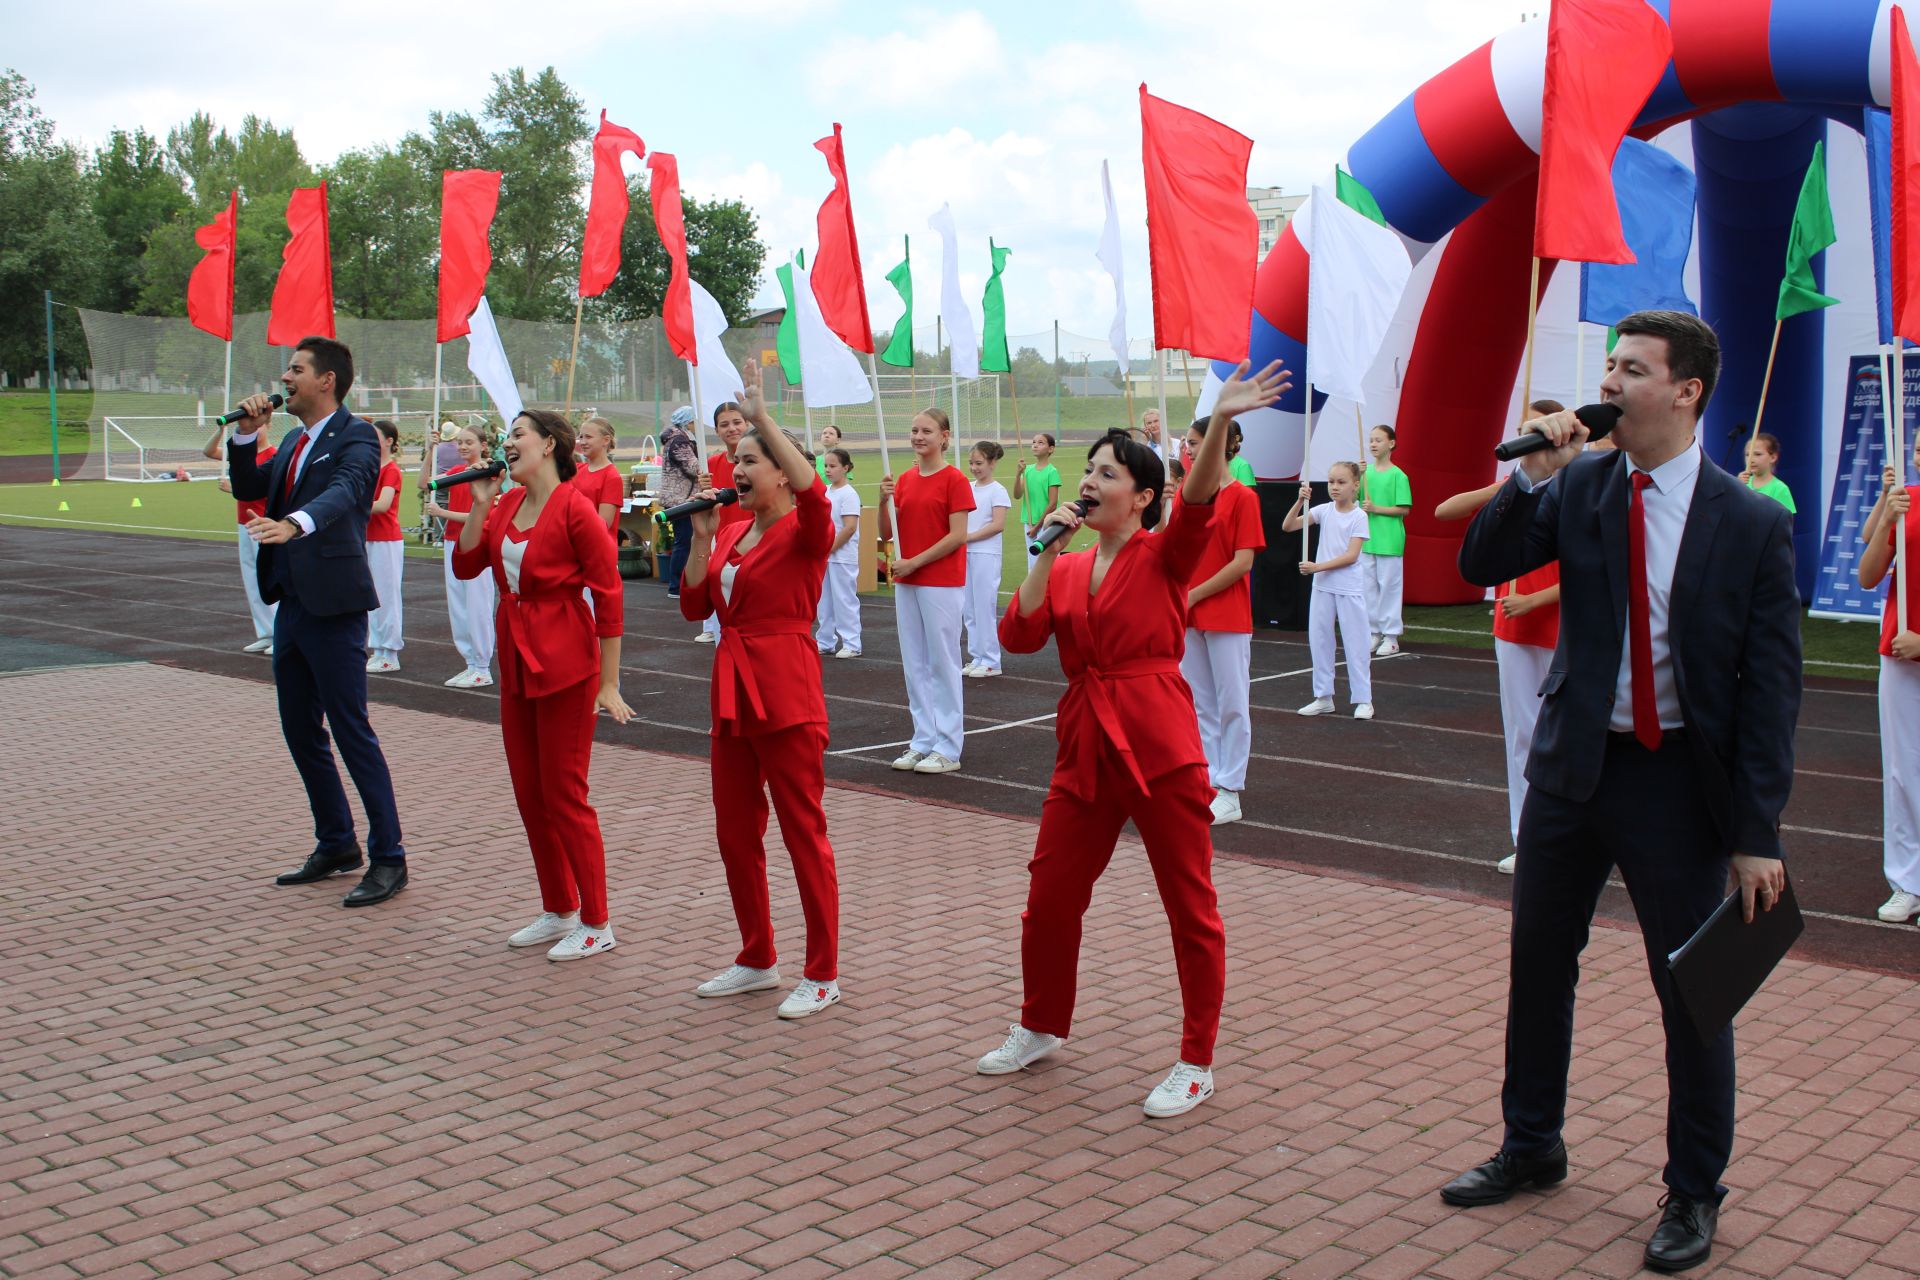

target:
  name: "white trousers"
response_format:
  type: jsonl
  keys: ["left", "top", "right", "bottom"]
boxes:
{"left": 961, "top": 552, "right": 1004, "bottom": 669}
{"left": 367, "top": 541, "right": 405, "bottom": 656}
{"left": 235, "top": 526, "right": 276, "bottom": 640}
{"left": 815, "top": 560, "right": 861, "bottom": 653}
{"left": 1310, "top": 590, "right": 1372, "bottom": 704}
{"left": 1362, "top": 553, "right": 1405, "bottom": 638}
{"left": 896, "top": 583, "right": 965, "bottom": 760}
{"left": 1181, "top": 628, "right": 1253, "bottom": 792}
{"left": 1495, "top": 637, "right": 1552, "bottom": 846}
{"left": 1883, "top": 657, "right": 1920, "bottom": 894}
{"left": 442, "top": 542, "right": 496, "bottom": 671}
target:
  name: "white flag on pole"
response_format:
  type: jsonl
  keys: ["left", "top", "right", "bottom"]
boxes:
{"left": 928, "top": 203, "right": 979, "bottom": 378}
{"left": 1096, "top": 160, "right": 1129, "bottom": 379}
{"left": 791, "top": 256, "right": 873, "bottom": 409}
{"left": 463, "top": 295, "right": 524, "bottom": 423}
{"left": 689, "top": 279, "right": 745, "bottom": 413}
{"left": 1305, "top": 179, "right": 1412, "bottom": 404}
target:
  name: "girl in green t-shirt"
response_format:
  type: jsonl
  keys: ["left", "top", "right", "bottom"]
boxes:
{"left": 1012, "top": 432, "right": 1063, "bottom": 566}
{"left": 1740, "top": 433, "right": 1797, "bottom": 514}
{"left": 1359, "top": 425, "right": 1412, "bottom": 656}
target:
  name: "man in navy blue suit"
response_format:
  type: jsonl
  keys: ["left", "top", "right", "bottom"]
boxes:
{"left": 1445, "top": 311, "right": 1799, "bottom": 1273}
{"left": 228, "top": 336, "right": 409, "bottom": 907}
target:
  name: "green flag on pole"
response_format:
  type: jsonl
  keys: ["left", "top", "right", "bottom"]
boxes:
{"left": 1777, "top": 141, "right": 1839, "bottom": 321}
{"left": 1335, "top": 166, "right": 1388, "bottom": 228}
{"left": 880, "top": 238, "right": 914, "bottom": 367}
{"left": 775, "top": 249, "right": 805, "bottom": 385}
{"left": 981, "top": 239, "right": 1011, "bottom": 374}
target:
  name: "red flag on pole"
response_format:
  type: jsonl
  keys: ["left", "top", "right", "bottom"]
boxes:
{"left": 578, "top": 110, "right": 645, "bottom": 299}
{"left": 1139, "top": 85, "right": 1258, "bottom": 362}
{"left": 437, "top": 169, "right": 501, "bottom": 343}
{"left": 648, "top": 152, "right": 697, "bottom": 363}
{"left": 811, "top": 123, "right": 874, "bottom": 354}
{"left": 1533, "top": 0, "right": 1673, "bottom": 264}
{"left": 186, "top": 190, "right": 238, "bottom": 342}
{"left": 267, "top": 184, "right": 334, "bottom": 346}
{"left": 1893, "top": 6, "right": 1920, "bottom": 344}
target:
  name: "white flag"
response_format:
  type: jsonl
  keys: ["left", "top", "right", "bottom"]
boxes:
{"left": 688, "top": 279, "right": 745, "bottom": 414}
{"left": 463, "top": 295, "right": 523, "bottom": 423}
{"left": 1305, "top": 180, "right": 1412, "bottom": 404}
{"left": 928, "top": 203, "right": 979, "bottom": 378}
{"left": 1096, "top": 159, "right": 1129, "bottom": 380}
{"left": 791, "top": 256, "right": 873, "bottom": 409}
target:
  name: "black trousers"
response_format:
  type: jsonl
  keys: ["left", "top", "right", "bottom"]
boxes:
{"left": 1503, "top": 733, "right": 1733, "bottom": 1201}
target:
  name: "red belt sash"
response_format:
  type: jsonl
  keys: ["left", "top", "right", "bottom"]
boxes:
{"left": 715, "top": 618, "right": 814, "bottom": 725}
{"left": 1066, "top": 657, "right": 1181, "bottom": 795}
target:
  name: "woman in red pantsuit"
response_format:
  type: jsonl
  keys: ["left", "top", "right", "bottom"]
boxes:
{"left": 975, "top": 359, "right": 1289, "bottom": 1119}
{"left": 679, "top": 359, "right": 843, "bottom": 1020}
{"left": 453, "top": 409, "right": 634, "bottom": 962}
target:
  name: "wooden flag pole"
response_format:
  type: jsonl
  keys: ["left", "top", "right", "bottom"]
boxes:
{"left": 1180, "top": 349, "right": 1196, "bottom": 404}
{"left": 1518, "top": 256, "right": 1543, "bottom": 426}
{"left": 866, "top": 350, "right": 899, "bottom": 574}
{"left": 1007, "top": 370, "right": 1023, "bottom": 436}
{"left": 1747, "top": 317, "right": 1786, "bottom": 450}
{"left": 563, "top": 296, "right": 584, "bottom": 415}
{"left": 689, "top": 359, "right": 707, "bottom": 462}
{"left": 1355, "top": 404, "right": 1368, "bottom": 467}
{"left": 1899, "top": 343, "right": 1911, "bottom": 627}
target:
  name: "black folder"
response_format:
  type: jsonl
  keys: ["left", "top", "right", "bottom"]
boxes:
{"left": 1666, "top": 875, "right": 1804, "bottom": 1047}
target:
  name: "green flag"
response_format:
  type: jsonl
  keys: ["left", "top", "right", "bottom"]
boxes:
{"left": 879, "top": 238, "right": 914, "bottom": 368}
{"left": 1335, "top": 166, "right": 1388, "bottom": 228}
{"left": 1777, "top": 141, "right": 1839, "bottom": 321}
{"left": 775, "top": 249, "right": 805, "bottom": 385}
{"left": 981, "top": 239, "right": 1011, "bottom": 374}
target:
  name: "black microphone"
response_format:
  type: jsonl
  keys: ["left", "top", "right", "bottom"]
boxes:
{"left": 426, "top": 461, "right": 506, "bottom": 492}
{"left": 1493, "top": 402, "right": 1622, "bottom": 461}
{"left": 1028, "top": 497, "right": 1099, "bottom": 555}
{"left": 660, "top": 488, "right": 739, "bottom": 519}
{"left": 214, "top": 394, "right": 284, "bottom": 428}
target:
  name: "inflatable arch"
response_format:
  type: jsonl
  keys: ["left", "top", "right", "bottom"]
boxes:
{"left": 1218, "top": 0, "right": 1899, "bottom": 603}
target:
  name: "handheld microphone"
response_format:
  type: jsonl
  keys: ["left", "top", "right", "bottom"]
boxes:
{"left": 426, "top": 461, "right": 506, "bottom": 492}
{"left": 1492, "top": 403, "right": 1622, "bottom": 462}
{"left": 214, "top": 394, "right": 284, "bottom": 428}
{"left": 660, "top": 488, "right": 739, "bottom": 519}
{"left": 1028, "top": 497, "right": 1099, "bottom": 555}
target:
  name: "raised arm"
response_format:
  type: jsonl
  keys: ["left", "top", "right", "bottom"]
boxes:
{"left": 1187, "top": 360, "right": 1288, "bottom": 503}
{"left": 738, "top": 357, "right": 815, "bottom": 493}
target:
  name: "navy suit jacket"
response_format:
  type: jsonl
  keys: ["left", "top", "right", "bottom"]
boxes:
{"left": 1458, "top": 448, "right": 1801, "bottom": 860}
{"left": 227, "top": 406, "right": 381, "bottom": 616}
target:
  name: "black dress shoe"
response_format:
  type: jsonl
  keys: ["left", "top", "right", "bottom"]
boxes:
{"left": 1438, "top": 1140, "right": 1569, "bottom": 1206}
{"left": 275, "top": 845, "right": 365, "bottom": 885}
{"left": 1645, "top": 1191, "right": 1718, "bottom": 1273}
{"left": 342, "top": 862, "right": 408, "bottom": 907}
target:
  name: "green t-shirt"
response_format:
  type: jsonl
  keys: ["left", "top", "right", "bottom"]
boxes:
{"left": 815, "top": 454, "right": 830, "bottom": 482}
{"left": 1362, "top": 463, "right": 1412, "bottom": 556}
{"left": 1748, "top": 475, "right": 1796, "bottom": 513}
{"left": 1020, "top": 462, "right": 1063, "bottom": 525}
{"left": 1227, "top": 456, "right": 1257, "bottom": 487}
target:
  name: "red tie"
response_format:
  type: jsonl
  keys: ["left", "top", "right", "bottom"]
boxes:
{"left": 283, "top": 431, "right": 309, "bottom": 500}
{"left": 1628, "top": 470, "right": 1662, "bottom": 752}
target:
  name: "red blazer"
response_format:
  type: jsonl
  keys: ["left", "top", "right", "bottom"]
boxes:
{"left": 452, "top": 484, "right": 623, "bottom": 699}
{"left": 680, "top": 480, "right": 833, "bottom": 736}
{"left": 999, "top": 496, "right": 1216, "bottom": 801}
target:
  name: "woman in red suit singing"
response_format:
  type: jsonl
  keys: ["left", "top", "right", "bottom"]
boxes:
{"left": 679, "top": 359, "right": 843, "bottom": 1020}
{"left": 973, "top": 359, "right": 1289, "bottom": 1119}
{"left": 453, "top": 409, "right": 634, "bottom": 963}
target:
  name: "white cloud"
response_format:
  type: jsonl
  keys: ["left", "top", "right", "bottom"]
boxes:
{"left": 806, "top": 12, "right": 1008, "bottom": 107}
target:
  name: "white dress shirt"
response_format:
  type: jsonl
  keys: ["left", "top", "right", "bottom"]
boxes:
{"left": 232, "top": 413, "right": 330, "bottom": 535}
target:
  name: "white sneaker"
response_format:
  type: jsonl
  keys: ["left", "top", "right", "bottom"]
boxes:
{"left": 1376, "top": 638, "right": 1400, "bottom": 657}
{"left": 1369, "top": 633, "right": 1381, "bottom": 653}
{"left": 695, "top": 964, "right": 781, "bottom": 997}
{"left": 1353, "top": 703, "right": 1375, "bottom": 720}
{"left": 468, "top": 669, "right": 493, "bottom": 687}
{"left": 1209, "top": 790, "right": 1242, "bottom": 825}
{"left": 891, "top": 749, "right": 927, "bottom": 771}
{"left": 777, "top": 978, "right": 842, "bottom": 1019}
{"left": 365, "top": 656, "right": 400, "bottom": 674}
{"left": 445, "top": 668, "right": 476, "bottom": 688}
{"left": 694, "top": 630, "right": 717, "bottom": 643}
{"left": 547, "top": 922, "right": 616, "bottom": 961}
{"left": 976, "top": 1024, "right": 1064, "bottom": 1075}
{"left": 1143, "top": 1062, "right": 1215, "bottom": 1118}
{"left": 264, "top": 645, "right": 275, "bottom": 656}
{"left": 243, "top": 637, "right": 274, "bottom": 654}
{"left": 961, "top": 660, "right": 981, "bottom": 676}
{"left": 966, "top": 665, "right": 1000, "bottom": 679}
{"left": 508, "top": 910, "right": 578, "bottom": 948}
{"left": 1878, "top": 890, "right": 1920, "bottom": 923}
{"left": 1497, "top": 852, "right": 1518, "bottom": 875}
{"left": 1297, "top": 696, "right": 1335, "bottom": 716}
{"left": 833, "top": 646, "right": 860, "bottom": 659}
{"left": 913, "top": 753, "right": 961, "bottom": 774}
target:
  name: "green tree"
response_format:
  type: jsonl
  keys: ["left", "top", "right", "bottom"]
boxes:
{"left": 325, "top": 138, "right": 435, "bottom": 319}
{"left": 596, "top": 180, "right": 766, "bottom": 325}
{"left": 91, "top": 128, "right": 187, "bottom": 313}
{"left": 0, "top": 72, "right": 102, "bottom": 382}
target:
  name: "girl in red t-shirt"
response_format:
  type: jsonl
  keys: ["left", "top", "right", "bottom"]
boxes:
{"left": 365, "top": 420, "right": 406, "bottom": 673}
{"left": 570, "top": 415, "right": 624, "bottom": 535}
{"left": 205, "top": 420, "right": 278, "bottom": 652}
{"left": 1860, "top": 456, "right": 1920, "bottom": 923}
{"left": 878, "top": 408, "right": 974, "bottom": 774}
{"left": 424, "top": 424, "right": 498, "bottom": 688}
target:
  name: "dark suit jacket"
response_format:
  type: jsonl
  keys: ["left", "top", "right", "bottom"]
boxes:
{"left": 228, "top": 406, "right": 381, "bottom": 616}
{"left": 1459, "top": 448, "right": 1801, "bottom": 859}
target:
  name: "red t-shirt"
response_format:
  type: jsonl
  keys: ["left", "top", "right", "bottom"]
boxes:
{"left": 1173, "top": 481, "right": 1265, "bottom": 633}
{"left": 570, "top": 463, "right": 624, "bottom": 533}
{"left": 366, "top": 461, "right": 403, "bottom": 542}
{"left": 440, "top": 470, "right": 475, "bottom": 540}
{"left": 894, "top": 464, "right": 973, "bottom": 587}
{"left": 708, "top": 452, "right": 752, "bottom": 529}
{"left": 236, "top": 443, "right": 277, "bottom": 524}
{"left": 1882, "top": 487, "right": 1920, "bottom": 659}
{"left": 1494, "top": 562, "right": 1560, "bottom": 650}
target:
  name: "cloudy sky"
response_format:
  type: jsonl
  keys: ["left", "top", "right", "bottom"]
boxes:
{"left": 13, "top": 0, "right": 1540, "bottom": 342}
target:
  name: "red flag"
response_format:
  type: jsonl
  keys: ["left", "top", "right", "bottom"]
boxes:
{"left": 1139, "top": 86, "right": 1258, "bottom": 362}
{"left": 437, "top": 169, "right": 501, "bottom": 343}
{"left": 647, "top": 152, "right": 696, "bottom": 363}
{"left": 1533, "top": 0, "right": 1673, "bottom": 264}
{"left": 578, "top": 110, "right": 645, "bottom": 299}
{"left": 1894, "top": 6, "right": 1920, "bottom": 344}
{"left": 186, "top": 191, "right": 238, "bottom": 342}
{"left": 811, "top": 123, "right": 874, "bottom": 353}
{"left": 266, "top": 184, "right": 334, "bottom": 346}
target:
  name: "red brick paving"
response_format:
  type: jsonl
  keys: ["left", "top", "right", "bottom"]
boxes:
{"left": 3, "top": 661, "right": 1918, "bottom": 1278}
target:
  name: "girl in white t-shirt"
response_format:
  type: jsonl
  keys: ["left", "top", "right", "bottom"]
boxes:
{"left": 1283, "top": 461, "right": 1373, "bottom": 719}
{"left": 814, "top": 447, "right": 863, "bottom": 658}
{"left": 961, "top": 441, "right": 1012, "bottom": 677}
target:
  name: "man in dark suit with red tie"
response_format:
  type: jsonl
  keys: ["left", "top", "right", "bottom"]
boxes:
{"left": 1448, "top": 311, "right": 1800, "bottom": 1272}
{"left": 227, "top": 336, "right": 409, "bottom": 907}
